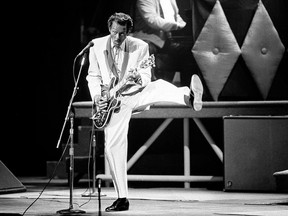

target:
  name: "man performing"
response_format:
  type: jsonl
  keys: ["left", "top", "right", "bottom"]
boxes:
{"left": 86, "top": 12, "right": 203, "bottom": 212}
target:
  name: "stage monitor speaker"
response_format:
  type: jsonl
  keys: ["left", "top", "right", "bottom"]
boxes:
{"left": 224, "top": 116, "right": 288, "bottom": 192}
{"left": 0, "top": 160, "right": 26, "bottom": 194}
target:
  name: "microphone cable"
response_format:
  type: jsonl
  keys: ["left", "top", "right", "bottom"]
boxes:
{"left": 79, "top": 120, "right": 94, "bottom": 208}
{"left": 22, "top": 136, "right": 71, "bottom": 215}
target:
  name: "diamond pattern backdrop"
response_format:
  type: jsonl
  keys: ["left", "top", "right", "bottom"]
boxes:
{"left": 192, "top": 0, "right": 241, "bottom": 101}
{"left": 191, "top": 0, "right": 287, "bottom": 101}
{"left": 241, "top": 0, "right": 285, "bottom": 99}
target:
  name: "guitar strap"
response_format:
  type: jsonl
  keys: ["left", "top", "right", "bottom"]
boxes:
{"left": 120, "top": 41, "right": 129, "bottom": 81}
{"left": 110, "top": 47, "right": 120, "bottom": 79}
{"left": 104, "top": 37, "right": 119, "bottom": 79}
{"left": 110, "top": 39, "right": 129, "bottom": 81}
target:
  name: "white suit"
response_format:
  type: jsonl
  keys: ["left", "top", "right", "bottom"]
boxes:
{"left": 86, "top": 35, "right": 190, "bottom": 198}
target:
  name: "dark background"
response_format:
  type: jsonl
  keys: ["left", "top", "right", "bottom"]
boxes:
{"left": 1, "top": 0, "right": 287, "bottom": 180}
{"left": 1, "top": 0, "right": 195, "bottom": 178}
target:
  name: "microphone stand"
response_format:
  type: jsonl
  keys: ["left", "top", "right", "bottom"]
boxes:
{"left": 81, "top": 133, "right": 98, "bottom": 197}
{"left": 81, "top": 131, "right": 106, "bottom": 198}
{"left": 56, "top": 54, "right": 86, "bottom": 149}
{"left": 57, "top": 114, "right": 86, "bottom": 215}
{"left": 56, "top": 53, "right": 87, "bottom": 215}
{"left": 97, "top": 178, "right": 102, "bottom": 215}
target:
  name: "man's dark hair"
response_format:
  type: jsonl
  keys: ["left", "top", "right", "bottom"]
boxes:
{"left": 108, "top": 12, "right": 133, "bottom": 33}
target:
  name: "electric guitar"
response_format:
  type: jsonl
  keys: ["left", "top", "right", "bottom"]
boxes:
{"left": 92, "top": 54, "right": 155, "bottom": 129}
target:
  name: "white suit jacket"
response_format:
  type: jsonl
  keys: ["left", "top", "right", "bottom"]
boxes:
{"left": 86, "top": 35, "right": 152, "bottom": 100}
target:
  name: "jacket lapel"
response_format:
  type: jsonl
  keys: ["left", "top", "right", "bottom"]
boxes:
{"left": 93, "top": 35, "right": 131, "bottom": 83}
{"left": 105, "top": 37, "right": 119, "bottom": 78}
{"left": 120, "top": 39, "right": 130, "bottom": 80}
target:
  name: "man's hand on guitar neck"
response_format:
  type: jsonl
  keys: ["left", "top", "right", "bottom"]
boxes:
{"left": 126, "top": 68, "right": 142, "bottom": 84}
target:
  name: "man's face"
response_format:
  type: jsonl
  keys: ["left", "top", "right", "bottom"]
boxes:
{"left": 109, "top": 21, "right": 128, "bottom": 47}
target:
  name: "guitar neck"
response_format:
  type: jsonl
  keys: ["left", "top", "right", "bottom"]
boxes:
{"left": 110, "top": 77, "right": 129, "bottom": 96}
{"left": 108, "top": 54, "right": 154, "bottom": 97}
{"left": 109, "top": 67, "right": 140, "bottom": 96}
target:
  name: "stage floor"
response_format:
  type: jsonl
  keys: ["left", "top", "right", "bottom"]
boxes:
{"left": 0, "top": 177, "right": 287, "bottom": 216}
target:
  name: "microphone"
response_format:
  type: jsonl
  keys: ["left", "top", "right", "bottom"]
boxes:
{"left": 97, "top": 178, "right": 102, "bottom": 190}
{"left": 77, "top": 41, "right": 94, "bottom": 56}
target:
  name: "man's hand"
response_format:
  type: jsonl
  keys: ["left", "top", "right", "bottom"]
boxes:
{"left": 177, "top": 21, "right": 186, "bottom": 30}
{"left": 127, "top": 69, "right": 141, "bottom": 82}
{"left": 94, "top": 95, "right": 108, "bottom": 111}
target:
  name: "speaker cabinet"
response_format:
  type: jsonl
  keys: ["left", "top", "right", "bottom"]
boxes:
{"left": 224, "top": 116, "right": 288, "bottom": 192}
{"left": 0, "top": 161, "right": 26, "bottom": 194}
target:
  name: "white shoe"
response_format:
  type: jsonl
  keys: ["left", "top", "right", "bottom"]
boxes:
{"left": 190, "top": 74, "right": 203, "bottom": 111}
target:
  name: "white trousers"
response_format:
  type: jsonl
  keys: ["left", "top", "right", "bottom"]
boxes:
{"left": 104, "top": 79, "right": 190, "bottom": 198}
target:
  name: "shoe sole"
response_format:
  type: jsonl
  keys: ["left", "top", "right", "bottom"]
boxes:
{"left": 191, "top": 75, "right": 203, "bottom": 111}
{"left": 105, "top": 207, "right": 129, "bottom": 212}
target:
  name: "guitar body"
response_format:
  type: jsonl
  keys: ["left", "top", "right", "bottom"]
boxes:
{"left": 93, "top": 97, "right": 121, "bottom": 129}
{"left": 93, "top": 77, "right": 121, "bottom": 129}
{"left": 92, "top": 55, "right": 155, "bottom": 129}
